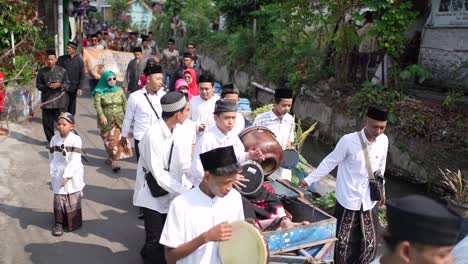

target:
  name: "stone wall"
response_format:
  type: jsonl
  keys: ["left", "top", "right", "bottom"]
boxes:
{"left": 200, "top": 53, "right": 467, "bottom": 185}
{"left": 420, "top": 27, "right": 468, "bottom": 91}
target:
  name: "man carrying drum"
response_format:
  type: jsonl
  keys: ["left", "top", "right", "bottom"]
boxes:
{"left": 160, "top": 146, "right": 244, "bottom": 263}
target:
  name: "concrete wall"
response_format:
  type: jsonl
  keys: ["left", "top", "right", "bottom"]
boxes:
{"left": 200, "top": 53, "right": 467, "bottom": 185}
{"left": 420, "top": 27, "right": 468, "bottom": 91}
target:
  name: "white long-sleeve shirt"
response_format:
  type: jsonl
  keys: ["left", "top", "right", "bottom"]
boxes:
{"left": 133, "top": 119, "right": 190, "bottom": 213}
{"left": 189, "top": 95, "right": 220, "bottom": 138}
{"left": 49, "top": 132, "right": 85, "bottom": 194}
{"left": 304, "top": 129, "right": 388, "bottom": 211}
{"left": 190, "top": 126, "right": 247, "bottom": 186}
{"left": 121, "top": 87, "right": 166, "bottom": 140}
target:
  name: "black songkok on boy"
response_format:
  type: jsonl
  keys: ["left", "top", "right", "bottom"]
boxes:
{"left": 198, "top": 74, "right": 213, "bottom": 84}
{"left": 274, "top": 88, "right": 293, "bottom": 99}
{"left": 367, "top": 104, "right": 388, "bottom": 121}
{"left": 200, "top": 146, "right": 237, "bottom": 171}
{"left": 182, "top": 52, "right": 193, "bottom": 59}
{"left": 67, "top": 41, "right": 78, "bottom": 50}
{"left": 46, "top": 50, "right": 56, "bottom": 56}
{"left": 161, "top": 91, "right": 187, "bottom": 113}
{"left": 386, "top": 195, "right": 462, "bottom": 246}
{"left": 222, "top": 84, "right": 240, "bottom": 96}
{"left": 144, "top": 65, "right": 162, "bottom": 75}
{"left": 214, "top": 99, "right": 237, "bottom": 113}
{"left": 133, "top": 47, "right": 142, "bottom": 53}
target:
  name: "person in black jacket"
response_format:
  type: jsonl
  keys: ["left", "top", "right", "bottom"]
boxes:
{"left": 168, "top": 52, "right": 193, "bottom": 91}
{"left": 57, "top": 41, "right": 87, "bottom": 115}
{"left": 36, "top": 50, "right": 71, "bottom": 142}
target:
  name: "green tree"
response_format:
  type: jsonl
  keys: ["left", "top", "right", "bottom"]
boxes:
{"left": 0, "top": 0, "right": 50, "bottom": 85}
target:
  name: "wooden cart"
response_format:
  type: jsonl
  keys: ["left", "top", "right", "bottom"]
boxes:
{"left": 263, "top": 180, "right": 337, "bottom": 263}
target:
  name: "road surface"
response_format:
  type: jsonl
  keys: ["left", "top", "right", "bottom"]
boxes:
{"left": 0, "top": 94, "right": 143, "bottom": 264}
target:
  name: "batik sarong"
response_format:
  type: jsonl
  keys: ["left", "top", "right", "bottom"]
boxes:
{"left": 53, "top": 191, "right": 83, "bottom": 231}
{"left": 100, "top": 121, "right": 132, "bottom": 161}
{"left": 334, "top": 202, "right": 378, "bottom": 264}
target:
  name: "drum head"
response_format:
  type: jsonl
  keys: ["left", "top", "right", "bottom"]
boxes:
{"left": 238, "top": 160, "right": 264, "bottom": 196}
{"left": 219, "top": 221, "right": 268, "bottom": 264}
{"left": 280, "top": 149, "right": 300, "bottom": 169}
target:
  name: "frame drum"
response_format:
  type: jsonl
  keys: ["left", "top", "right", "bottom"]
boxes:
{"left": 219, "top": 221, "right": 268, "bottom": 264}
{"left": 238, "top": 160, "right": 264, "bottom": 196}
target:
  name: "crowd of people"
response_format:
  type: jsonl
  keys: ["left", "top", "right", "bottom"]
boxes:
{"left": 35, "top": 29, "right": 466, "bottom": 264}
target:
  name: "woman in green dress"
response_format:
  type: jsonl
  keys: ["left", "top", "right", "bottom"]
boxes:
{"left": 92, "top": 70, "right": 130, "bottom": 172}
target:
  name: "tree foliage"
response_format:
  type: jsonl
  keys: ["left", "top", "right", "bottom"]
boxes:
{"left": 0, "top": 0, "right": 50, "bottom": 85}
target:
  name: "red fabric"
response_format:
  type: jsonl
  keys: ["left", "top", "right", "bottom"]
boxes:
{"left": 183, "top": 68, "right": 199, "bottom": 96}
{"left": 137, "top": 73, "right": 147, "bottom": 90}
{"left": 0, "top": 88, "right": 5, "bottom": 113}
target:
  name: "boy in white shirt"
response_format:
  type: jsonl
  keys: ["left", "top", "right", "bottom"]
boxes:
{"left": 160, "top": 146, "right": 244, "bottom": 264}
{"left": 49, "top": 112, "right": 85, "bottom": 236}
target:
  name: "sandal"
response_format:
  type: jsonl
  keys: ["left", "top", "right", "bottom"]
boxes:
{"left": 52, "top": 225, "right": 63, "bottom": 236}
{"left": 105, "top": 158, "right": 112, "bottom": 165}
{"left": 112, "top": 166, "right": 121, "bottom": 172}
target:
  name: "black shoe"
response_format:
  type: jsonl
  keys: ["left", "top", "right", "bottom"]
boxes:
{"left": 52, "top": 225, "right": 63, "bottom": 236}
{"left": 138, "top": 208, "right": 144, "bottom": 219}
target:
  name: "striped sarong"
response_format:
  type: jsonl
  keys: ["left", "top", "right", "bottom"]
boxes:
{"left": 53, "top": 191, "right": 82, "bottom": 231}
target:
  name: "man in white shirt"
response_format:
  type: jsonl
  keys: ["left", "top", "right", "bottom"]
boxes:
{"left": 160, "top": 146, "right": 245, "bottom": 264}
{"left": 191, "top": 99, "right": 264, "bottom": 186}
{"left": 370, "top": 195, "right": 462, "bottom": 264}
{"left": 189, "top": 74, "right": 220, "bottom": 138}
{"left": 253, "top": 88, "right": 295, "bottom": 180}
{"left": 133, "top": 91, "right": 191, "bottom": 264}
{"left": 452, "top": 236, "right": 468, "bottom": 264}
{"left": 299, "top": 104, "right": 390, "bottom": 264}
{"left": 206, "top": 84, "right": 245, "bottom": 135}
{"left": 121, "top": 65, "right": 166, "bottom": 161}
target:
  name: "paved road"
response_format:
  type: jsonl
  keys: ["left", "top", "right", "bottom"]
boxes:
{"left": 0, "top": 95, "right": 143, "bottom": 264}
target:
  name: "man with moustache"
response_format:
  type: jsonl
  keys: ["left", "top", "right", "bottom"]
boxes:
{"left": 299, "top": 104, "right": 390, "bottom": 264}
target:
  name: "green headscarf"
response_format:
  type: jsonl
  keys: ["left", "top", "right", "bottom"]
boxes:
{"left": 90, "top": 70, "right": 119, "bottom": 97}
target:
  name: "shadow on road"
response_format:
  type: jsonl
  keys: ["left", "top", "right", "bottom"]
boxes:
{"left": 25, "top": 241, "right": 138, "bottom": 264}
{"left": 83, "top": 184, "right": 135, "bottom": 212}
{"left": 8, "top": 130, "right": 47, "bottom": 147}
{"left": 0, "top": 203, "right": 52, "bottom": 231}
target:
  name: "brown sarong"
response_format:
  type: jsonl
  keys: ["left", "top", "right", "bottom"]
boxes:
{"left": 100, "top": 121, "right": 133, "bottom": 161}
{"left": 53, "top": 191, "right": 83, "bottom": 231}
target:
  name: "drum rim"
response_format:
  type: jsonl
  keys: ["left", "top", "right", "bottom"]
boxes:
{"left": 238, "top": 160, "right": 264, "bottom": 196}
{"left": 238, "top": 125, "right": 277, "bottom": 139}
{"left": 219, "top": 220, "right": 268, "bottom": 264}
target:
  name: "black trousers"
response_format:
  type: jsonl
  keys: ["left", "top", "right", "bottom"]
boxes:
{"left": 141, "top": 208, "right": 167, "bottom": 264}
{"left": 42, "top": 108, "right": 62, "bottom": 142}
{"left": 134, "top": 139, "right": 140, "bottom": 161}
{"left": 334, "top": 202, "right": 378, "bottom": 264}
{"left": 67, "top": 91, "right": 77, "bottom": 116}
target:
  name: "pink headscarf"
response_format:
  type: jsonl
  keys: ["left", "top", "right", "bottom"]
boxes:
{"left": 175, "top": 79, "right": 193, "bottom": 100}
{"left": 183, "top": 68, "right": 199, "bottom": 96}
